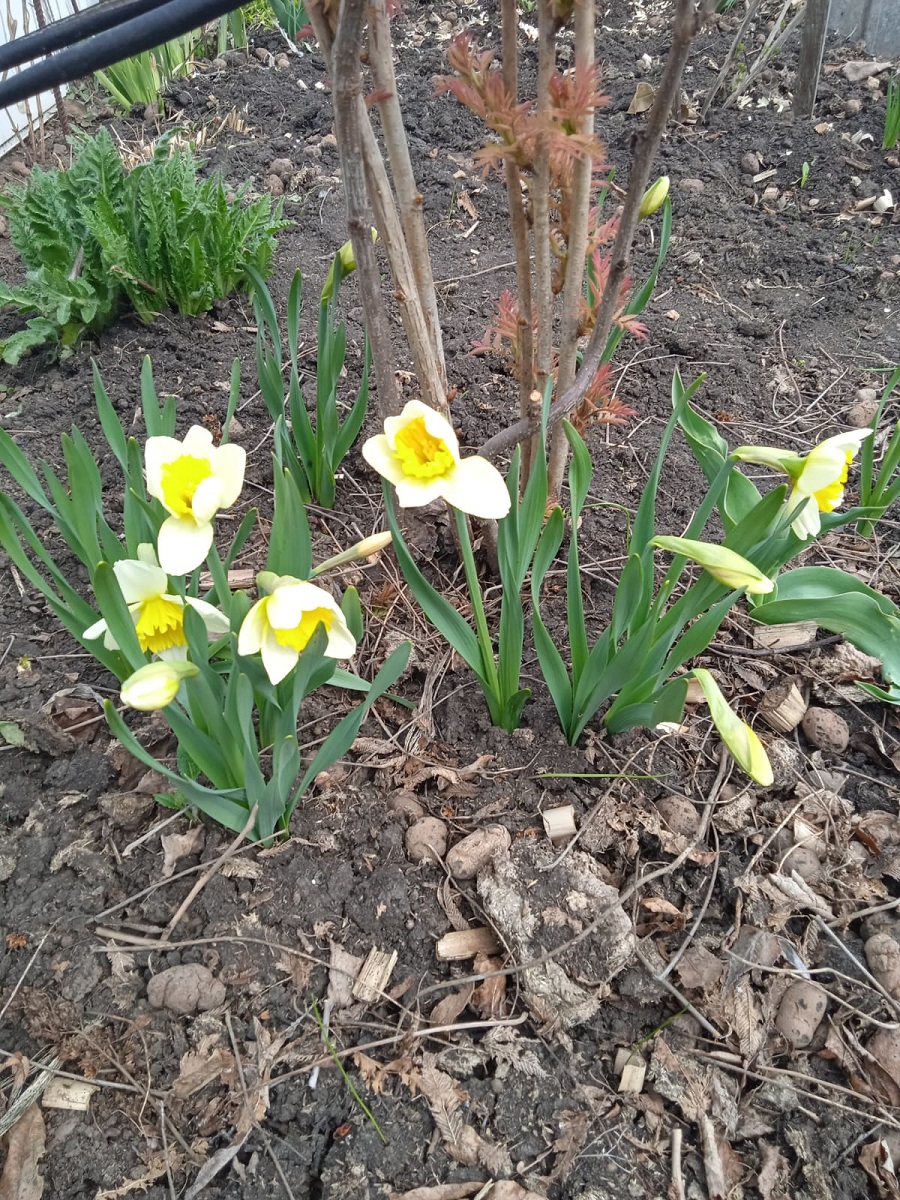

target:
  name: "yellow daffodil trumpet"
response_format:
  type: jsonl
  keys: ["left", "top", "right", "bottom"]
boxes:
{"left": 238, "top": 575, "right": 357, "bottom": 685}
{"left": 363, "top": 400, "right": 510, "bottom": 519}
{"left": 83, "top": 545, "right": 229, "bottom": 656}
{"left": 733, "top": 428, "right": 871, "bottom": 540}
{"left": 120, "top": 660, "right": 199, "bottom": 711}
{"left": 651, "top": 536, "right": 774, "bottom": 594}
{"left": 145, "top": 426, "right": 246, "bottom": 575}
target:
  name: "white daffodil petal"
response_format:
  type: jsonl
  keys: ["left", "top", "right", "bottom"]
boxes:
{"left": 184, "top": 597, "right": 230, "bottom": 636}
{"left": 157, "top": 515, "right": 214, "bottom": 576}
{"left": 83, "top": 616, "right": 108, "bottom": 641}
{"left": 261, "top": 631, "right": 299, "bottom": 685}
{"left": 113, "top": 557, "right": 168, "bottom": 604}
{"left": 440, "top": 456, "right": 512, "bottom": 519}
{"left": 213, "top": 443, "right": 246, "bottom": 508}
{"left": 324, "top": 615, "right": 357, "bottom": 659}
{"left": 384, "top": 401, "right": 459, "bottom": 460}
{"left": 237, "top": 599, "right": 268, "bottom": 656}
{"left": 362, "top": 434, "right": 408, "bottom": 486}
{"left": 787, "top": 492, "right": 821, "bottom": 539}
{"left": 137, "top": 543, "right": 159, "bottom": 566}
{"left": 158, "top": 645, "right": 190, "bottom": 662}
{"left": 181, "top": 425, "right": 215, "bottom": 456}
{"left": 266, "top": 581, "right": 338, "bottom": 628}
{"left": 394, "top": 476, "right": 447, "bottom": 509}
{"left": 144, "top": 436, "right": 185, "bottom": 500}
{"left": 190, "top": 474, "right": 225, "bottom": 525}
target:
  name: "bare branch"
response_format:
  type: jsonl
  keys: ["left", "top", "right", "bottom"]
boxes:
{"left": 479, "top": 0, "right": 714, "bottom": 462}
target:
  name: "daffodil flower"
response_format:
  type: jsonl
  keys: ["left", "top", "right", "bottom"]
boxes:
{"left": 83, "top": 545, "right": 229, "bottom": 656}
{"left": 651, "top": 536, "right": 774, "bottom": 594}
{"left": 639, "top": 175, "right": 669, "bottom": 219}
{"left": 691, "top": 668, "right": 773, "bottom": 786}
{"left": 733, "top": 429, "right": 871, "bottom": 540}
{"left": 362, "top": 400, "right": 511, "bottom": 520}
{"left": 121, "top": 660, "right": 199, "bottom": 711}
{"left": 145, "top": 426, "right": 246, "bottom": 575}
{"left": 238, "top": 576, "right": 357, "bottom": 685}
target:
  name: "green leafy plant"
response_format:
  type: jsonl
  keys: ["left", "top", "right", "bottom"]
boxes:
{"left": 95, "top": 33, "right": 198, "bottom": 110}
{"left": 0, "top": 358, "right": 406, "bottom": 842}
{"left": 884, "top": 75, "right": 900, "bottom": 150}
{"left": 218, "top": 11, "right": 249, "bottom": 54}
{"left": 268, "top": 0, "right": 310, "bottom": 44}
{"left": 0, "top": 128, "right": 288, "bottom": 364}
{"left": 251, "top": 249, "right": 369, "bottom": 508}
{"left": 857, "top": 366, "right": 900, "bottom": 537}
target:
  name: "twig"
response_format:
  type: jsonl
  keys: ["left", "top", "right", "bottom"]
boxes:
{"left": 479, "top": 0, "right": 716, "bottom": 462}
{"left": 312, "top": 0, "right": 401, "bottom": 418}
{"left": 815, "top": 917, "right": 900, "bottom": 1022}
{"left": 700, "top": 0, "right": 763, "bottom": 120}
{"left": 658, "top": 822, "right": 720, "bottom": 981}
{"left": 0, "top": 925, "right": 54, "bottom": 1023}
{"left": 530, "top": 0, "right": 555, "bottom": 473}
{"left": 709, "top": 633, "right": 842, "bottom": 658}
{"left": 161, "top": 805, "right": 258, "bottom": 942}
{"left": 671, "top": 1126, "right": 686, "bottom": 1200}
{"left": 158, "top": 1102, "right": 177, "bottom": 1200}
{"left": 635, "top": 944, "right": 724, "bottom": 1039}
{"left": 723, "top": 0, "right": 806, "bottom": 111}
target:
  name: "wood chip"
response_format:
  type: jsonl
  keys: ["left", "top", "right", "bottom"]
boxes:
{"left": 352, "top": 947, "right": 398, "bottom": 1003}
{"left": 435, "top": 927, "right": 501, "bottom": 961}
{"left": 41, "top": 1078, "right": 97, "bottom": 1111}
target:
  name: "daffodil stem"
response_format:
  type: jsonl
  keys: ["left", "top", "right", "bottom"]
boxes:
{"left": 454, "top": 507, "right": 501, "bottom": 706}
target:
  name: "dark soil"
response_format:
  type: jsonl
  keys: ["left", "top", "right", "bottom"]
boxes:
{"left": 1, "top": 2, "right": 900, "bottom": 1198}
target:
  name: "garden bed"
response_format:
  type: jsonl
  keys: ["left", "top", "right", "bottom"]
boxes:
{"left": 1, "top": 1, "right": 899, "bottom": 1197}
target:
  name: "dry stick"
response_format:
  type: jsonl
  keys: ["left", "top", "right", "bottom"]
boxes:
{"left": 815, "top": 917, "right": 900, "bottom": 1022}
{"left": 160, "top": 804, "right": 258, "bottom": 942}
{"left": 699, "top": 0, "right": 763, "bottom": 121}
{"left": 311, "top": 0, "right": 401, "bottom": 418}
{"left": 547, "top": 0, "right": 596, "bottom": 505}
{"left": 479, "top": 0, "right": 715, "bottom": 463}
{"left": 368, "top": 0, "right": 446, "bottom": 390}
{"left": 723, "top": 0, "right": 807, "bottom": 112}
{"left": 500, "top": 0, "right": 536, "bottom": 481}
{"left": 671, "top": 1127, "right": 686, "bottom": 1200}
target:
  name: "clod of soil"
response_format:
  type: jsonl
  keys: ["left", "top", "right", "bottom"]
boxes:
{"left": 388, "top": 792, "right": 426, "bottom": 824}
{"left": 478, "top": 842, "right": 635, "bottom": 1032}
{"left": 775, "top": 981, "right": 827, "bottom": 1047}
{"left": 446, "top": 824, "right": 512, "bottom": 880}
{"left": 655, "top": 794, "right": 701, "bottom": 836}
{"left": 405, "top": 816, "right": 448, "bottom": 863}
{"left": 146, "top": 964, "right": 226, "bottom": 1014}
{"left": 865, "top": 932, "right": 900, "bottom": 999}
{"left": 801, "top": 707, "right": 850, "bottom": 753}
{"left": 783, "top": 844, "right": 822, "bottom": 882}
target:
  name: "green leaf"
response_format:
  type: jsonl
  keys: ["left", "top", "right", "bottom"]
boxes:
{"left": 676, "top": 400, "right": 762, "bottom": 532}
{"left": 267, "top": 467, "right": 312, "bottom": 578}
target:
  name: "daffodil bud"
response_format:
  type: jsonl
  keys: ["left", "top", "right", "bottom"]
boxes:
{"left": 651, "top": 536, "right": 774, "bottom": 594}
{"left": 639, "top": 176, "right": 669, "bottom": 219}
{"left": 312, "top": 531, "right": 394, "bottom": 577}
{"left": 322, "top": 228, "right": 378, "bottom": 301}
{"left": 121, "top": 661, "right": 198, "bottom": 711}
{"left": 691, "top": 669, "right": 773, "bottom": 786}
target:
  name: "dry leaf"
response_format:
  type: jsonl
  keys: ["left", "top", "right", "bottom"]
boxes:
{"left": 628, "top": 81, "right": 655, "bottom": 114}
{"left": 756, "top": 1141, "right": 789, "bottom": 1199}
{"left": 470, "top": 953, "right": 506, "bottom": 1019}
{"left": 547, "top": 1109, "right": 590, "bottom": 1181}
{"left": 429, "top": 985, "right": 473, "bottom": 1026}
{"left": 172, "top": 1043, "right": 235, "bottom": 1099}
{"left": 94, "top": 1152, "right": 176, "bottom": 1199}
{"left": 764, "top": 872, "right": 834, "bottom": 918}
{"left": 160, "top": 826, "right": 204, "bottom": 878}
{"left": 676, "top": 944, "right": 724, "bottom": 991}
{"left": 456, "top": 191, "right": 479, "bottom": 220}
{"left": 858, "top": 1140, "right": 900, "bottom": 1199}
{"left": 327, "top": 942, "right": 362, "bottom": 1009}
{"left": 389, "top": 1185, "right": 482, "bottom": 1200}
{"left": 0, "top": 1104, "right": 45, "bottom": 1200}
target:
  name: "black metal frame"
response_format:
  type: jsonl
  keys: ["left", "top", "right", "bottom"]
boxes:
{"left": 0, "top": 0, "right": 244, "bottom": 110}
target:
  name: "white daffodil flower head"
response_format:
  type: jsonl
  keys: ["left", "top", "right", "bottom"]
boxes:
{"left": 237, "top": 576, "right": 357, "bottom": 685}
{"left": 733, "top": 428, "right": 872, "bottom": 540}
{"left": 121, "top": 660, "right": 198, "bottom": 711}
{"left": 145, "top": 426, "right": 246, "bottom": 575}
{"left": 651, "top": 536, "right": 774, "bottom": 594}
{"left": 83, "top": 546, "right": 229, "bottom": 657}
{"left": 362, "top": 400, "right": 511, "bottom": 520}
{"left": 691, "top": 668, "right": 773, "bottom": 786}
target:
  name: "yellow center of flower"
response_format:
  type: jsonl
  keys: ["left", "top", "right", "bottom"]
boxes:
{"left": 273, "top": 607, "right": 334, "bottom": 653}
{"left": 393, "top": 417, "right": 455, "bottom": 480}
{"left": 134, "top": 596, "right": 186, "bottom": 654}
{"left": 160, "top": 455, "right": 213, "bottom": 518}
{"left": 812, "top": 451, "right": 851, "bottom": 512}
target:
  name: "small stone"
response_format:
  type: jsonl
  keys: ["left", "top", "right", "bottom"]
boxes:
{"left": 845, "top": 97, "right": 862, "bottom": 115}
{"left": 405, "top": 816, "right": 448, "bottom": 864}
{"left": 865, "top": 932, "right": 900, "bottom": 999}
{"left": 801, "top": 707, "right": 849, "bottom": 753}
{"left": 269, "top": 157, "right": 294, "bottom": 179}
{"left": 265, "top": 174, "right": 285, "bottom": 196}
{"left": 319, "top": 132, "right": 338, "bottom": 149}
{"left": 99, "top": 791, "right": 155, "bottom": 830}
{"left": 865, "top": 75, "right": 881, "bottom": 92}
{"left": 10, "top": 161, "right": 30, "bottom": 177}
{"left": 856, "top": 386, "right": 878, "bottom": 405}
{"left": 254, "top": 46, "right": 271, "bottom": 64}
{"left": 847, "top": 397, "right": 878, "bottom": 427}
{"left": 741, "top": 151, "right": 761, "bottom": 175}
{"left": 212, "top": 57, "right": 228, "bottom": 69}
{"left": 446, "top": 825, "right": 511, "bottom": 881}
{"left": 0, "top": 214, "right": 8, "bottom": 238}
{"left": 147, "top": 964, "right": 225, "bottom": 1014}
{"left": 388, "top": 792, "right": 425, "bottom": 825}
{"left": 655, "top": 795, "right": 700, "bottom": 837}
{"left": 275, "top": 54, "right": 291, "bottom": 70}
{"left": 143, "top": 104, "right": 159, "bottom": 124}
{"left": 783, "top": 845, "right": 821, "bottom": 882}
{"left": 679, "top": 177, "right": 704, "bottom": 193}
{"left": 775, "top": 981, "right": 827, "bottom": 1047}
{"left": 302, "top": 143, "right": 322, "bottom": 159}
